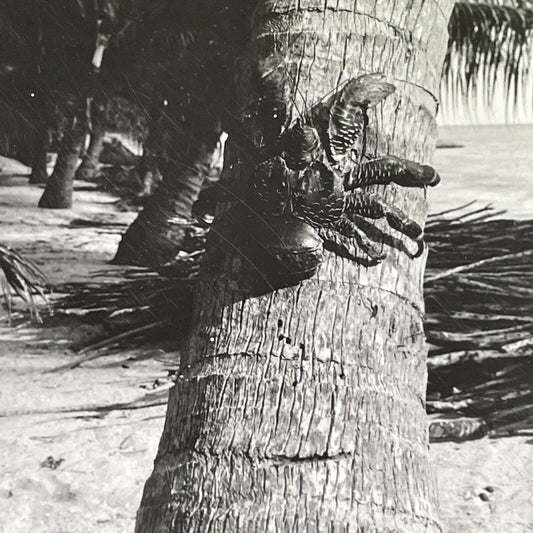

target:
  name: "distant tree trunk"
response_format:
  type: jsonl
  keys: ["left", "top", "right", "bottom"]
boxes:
{"left": 112, "top": 109, "right": 222, "bottom": 267}
{"left": 136, "top": 1, "right": 454, "bottom": 531}
{"left": 75, "top": 121, "right": 105, "bottom": 181}
{"left": 28, "top": 125, "right": 49, "bottom": 184}
{"left": 38, "top": 111, "right": 86, "bottom": 209}
{"left": 13, "top": 135, "right": 34, "bottom": 168}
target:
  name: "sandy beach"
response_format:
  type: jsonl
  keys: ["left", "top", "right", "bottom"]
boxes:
{"left": 0, "top": 156, "right": 532, "bottom": 532}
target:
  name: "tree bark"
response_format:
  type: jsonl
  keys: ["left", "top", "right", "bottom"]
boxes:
{"left": 75, "top": 122, "right": 105, "bottom": 181}
{"left": 28, "top": 125, "right": 50, "bottom": 184}
{"left": 136, "top": 1, "right": 454, "bottom": 531}
{"left": 38, "top": 112, "right": 86, "bottom": 209}
{"left": 29, "top": 138, "right": 48, "bottom": 184}
{"left": 111, "top": 108, "right": 223, "bottom": 267}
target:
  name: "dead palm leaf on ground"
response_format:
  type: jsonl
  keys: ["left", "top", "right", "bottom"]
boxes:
{"left": 46, "top": 203, "right": 533, "bottom": 440}
{"left": 425, "top": 203, "right": 533, "bottom": 441}
{"left": 0, "top": 244, "right": 49, "bottom": 322}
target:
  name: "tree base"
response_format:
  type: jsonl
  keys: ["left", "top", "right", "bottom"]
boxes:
{"left": 111, "top": 209, "right": 195, "bottom": 267}
{"left": 29, "top": 168, "right": 49, "bottom": 185}
{"left": 38, "top": 113, "right": 85, "bottom": 209}
{"left": 112, "top": 172, "right": 210, "bottom": 267}
{"left": 38, "top": 186, "right": 73, "bottom": 209}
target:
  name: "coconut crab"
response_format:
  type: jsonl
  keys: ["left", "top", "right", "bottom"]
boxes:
{"left": 196, "top": 72, "right": 440, "bottom": 288}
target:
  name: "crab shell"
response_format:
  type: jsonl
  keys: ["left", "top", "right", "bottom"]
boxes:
{"left": 291, "top": 160, "right": 346, "bottom": 227}
{"left": 212, "top": 204, "right": 323, "bottom": 292}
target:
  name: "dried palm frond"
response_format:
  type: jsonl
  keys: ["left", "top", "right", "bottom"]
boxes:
{"left": 50, "top": 252, "right": 199, "bottom": 365}
{"left": 44, "top": 202, "right": 533, "bottom": 439}
{"left": 0, "top": 244, "right": 49, "bottom": 323}
{"left": 425, "top": 203, "right": 533, "bottom": 440}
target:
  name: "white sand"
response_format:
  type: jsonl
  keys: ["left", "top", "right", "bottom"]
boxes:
{"left": 0, "top": 167, "right": 531, "bottom": 532}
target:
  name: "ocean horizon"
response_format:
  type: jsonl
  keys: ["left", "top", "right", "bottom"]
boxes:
{"left": 2, "top": 124, "right": 532, "bottom": 220}
{"left": 430, "top": 124, "right": 533, "bottom": 219}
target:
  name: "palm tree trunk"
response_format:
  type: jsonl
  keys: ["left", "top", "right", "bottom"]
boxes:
{"left": 28, "top": 125, "right": 49, "bottom": 185}
{"left": 136, "top": 1, "right": 454, "bottom": 531}
{"left": 75, "top": 121, "right": 105, "bottom": 181}
{"left": 38, "top": 111, "right": 86, "bottom": 209}
{"left": 112, "top": 111, "right": 222, "bottom": 267}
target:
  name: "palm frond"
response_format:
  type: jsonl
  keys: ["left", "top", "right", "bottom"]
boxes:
{"left": 425, "top": 203, "right": 533, "bottom": 440}
{"left": 47, "top": 205, "right": 533, "bottom": 439}
{"left": 0, "top": 244, "right": 49, "bottom": 323}
{"left": 93, "top": 96, "right": 148, "bottom": 140}
{"left": 443, "top": 1, "right": 533, "bottom": 121}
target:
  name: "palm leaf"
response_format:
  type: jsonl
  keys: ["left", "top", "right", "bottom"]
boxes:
{"left": 0, "top": 244, "right": 49, "bottom": 323}
{"left": 444, "top": 1, "right": 533, "bottom": 120}
{"left": 91, "top": 96, "right": 148, "bottom": 140}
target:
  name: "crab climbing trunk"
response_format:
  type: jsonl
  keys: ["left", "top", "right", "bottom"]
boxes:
{"left": 136, "top": 1, "right": 454, "bottom": 531}
{"left": 75, "top": 122, "right": 105, "bottom": 182}
{"left": 38, "top": 112, "right": 86, "bottom": 209}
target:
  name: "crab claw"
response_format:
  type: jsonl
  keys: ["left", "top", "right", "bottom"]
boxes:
{"left": 346, "top": 156, "right": 441, "bottom": 190}
{"left": 419, "top": 165, "right": 440, "bottom": 187}
{"left": 412, "top": 240, "right": 425, "bottom": 259}
{"left": 343, "top": 73, "right": 396, "bottom": 108}
{"left": 391, "top": 158, "right": 440, "bottom": 188}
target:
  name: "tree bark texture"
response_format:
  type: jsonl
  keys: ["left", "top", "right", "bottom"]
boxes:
{"left": 28, "top": 125, "right": 49, "bottom": 184}
{"left": 75, "top": 122, "right": 105, "bottom": 181}
{"left": 112, "top": 108, "right": 223, "bottom": 267}
{"left": 38, "top": 112, "right": 86, "bottom": 209}
{"left": 136, "top": 1, "right": 454, "bottom": 531}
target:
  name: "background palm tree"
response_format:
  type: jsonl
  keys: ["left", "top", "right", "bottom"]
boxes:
{"left": 108, "top": 26, "right": 229, "bottom": 266}
{"left": 0, "top": 0, "right": 144, "bottom": 208}
{"left": 106, "top": 0, "right": 252, "bottom": 265}
{"left": 444, "top": 1, "right": 533, "bottom": 121}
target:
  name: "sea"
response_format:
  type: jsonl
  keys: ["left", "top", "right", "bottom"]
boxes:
{"left": 430, "top": 124, "right": 533, "bottom": 219}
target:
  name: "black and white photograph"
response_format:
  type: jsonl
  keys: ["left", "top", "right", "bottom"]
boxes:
{"left": 0, "top": 1, "right": 532, "bottom": 531}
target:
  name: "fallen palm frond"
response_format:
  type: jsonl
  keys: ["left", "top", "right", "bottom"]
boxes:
{"left": 0, "top": 243, "right": 49, "bottom": 323}
{"left": 50, "top": 254, "right": 199, "bottom": 363}
{"left": 425, "top": 203, "right": 533, "bottom": 441}
{"left": 42, "top": 202, "right": 533, "bottom": 438}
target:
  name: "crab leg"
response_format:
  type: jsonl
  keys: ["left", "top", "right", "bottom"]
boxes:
{"left": 347, "top": 214, "right": 425, "bottom": 259}
{"left": 331, "top": 217, "right": 387, "bottom": 262}
{"left": 345, "top": 192, "right": 424, "bottom": 241}
{"left": 345, "top": 155, "right": 440, "bottom": 190}
{"left": 319, "top": 228, "right": 384, "bottom": 267}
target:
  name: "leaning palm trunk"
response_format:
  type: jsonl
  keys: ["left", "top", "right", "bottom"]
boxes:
{"left": 75, "top": 121, "right": 105, "bottom": 181}
{"left": 112, "top": 109, "right": 222, "bottom": 267}
{"left": 136, "top": 1, "right": 454, "bottom": 531}
{"left": 38, "top": 108, "right": 86, "bottom": 209}
{"left": 38, "top": 21, "right": 113, "bottom": 209}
